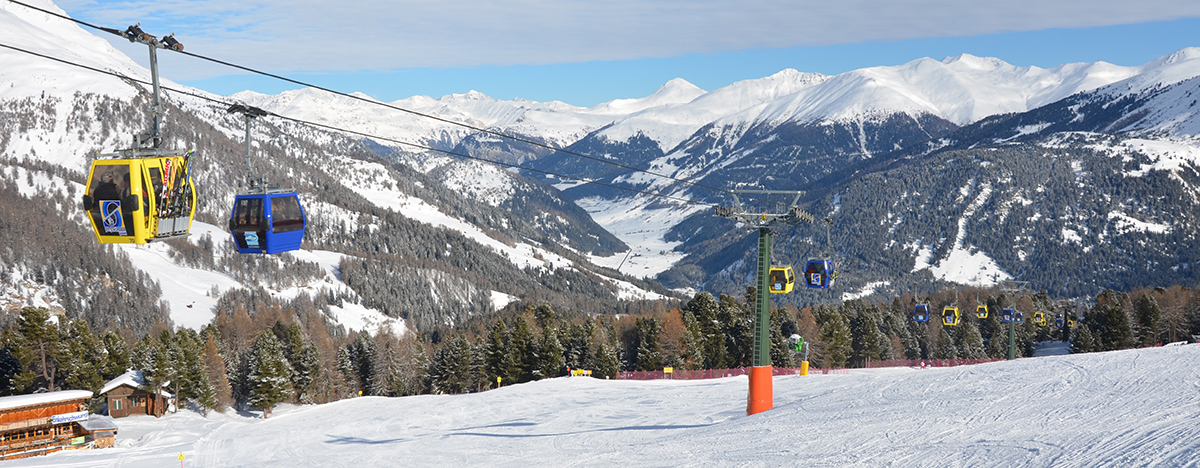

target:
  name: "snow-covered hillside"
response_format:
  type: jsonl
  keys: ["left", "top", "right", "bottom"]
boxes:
{"left": 11, "top": 344, "right": 1200, "bottom": 467}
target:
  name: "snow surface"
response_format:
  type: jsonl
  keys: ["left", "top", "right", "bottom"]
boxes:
{"left": 580, "top": 196, "right": 704, "bottom": 278}
{"left": 111, "top": 220, "right": 405, "bottom": 335}
{"left": 15, "top": 344, "right": 1200, "bottom": 467}
{"left": 911, "top": 182, "right": 1011, "bottom": 286}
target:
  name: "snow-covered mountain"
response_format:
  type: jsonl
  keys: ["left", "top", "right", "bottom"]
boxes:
{"left": 0, "top": 0, "right": 668, "bottom": 337}
{"left": 4, "top": 0, "right": 1200, "bottom": 330}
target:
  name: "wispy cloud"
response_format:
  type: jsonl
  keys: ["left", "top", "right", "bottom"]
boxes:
{"left": 56, "top": 0, "right": 1200, "bottom": 80}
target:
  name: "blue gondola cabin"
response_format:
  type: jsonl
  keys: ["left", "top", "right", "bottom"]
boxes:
{"left": 913, "top": 305, "right": 930, "bottom": 322}
{"left": 229, "top": 191, "right": 306, "bottom": 254}
{"left": 804, "top": 259, "right": 833, "bottom": 289}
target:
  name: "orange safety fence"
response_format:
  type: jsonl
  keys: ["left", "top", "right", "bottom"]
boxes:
{"left": 614, "top": 366, "right": 849, "bottom": 381}
{"left": 613, "top": 357, "right": 1000, "bottom": 381}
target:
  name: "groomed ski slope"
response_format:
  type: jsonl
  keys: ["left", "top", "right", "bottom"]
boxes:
{"left": 14, "top": 344, "right": 1200, "bottom": 467}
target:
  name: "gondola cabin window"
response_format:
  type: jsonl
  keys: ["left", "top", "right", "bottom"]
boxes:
{"left": 271, "top": 196, "right": 303, "bottom": 233}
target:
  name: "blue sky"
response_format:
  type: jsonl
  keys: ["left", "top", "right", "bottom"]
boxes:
{"left": 56, "top": 0, "right": 1200, "bottom": 107}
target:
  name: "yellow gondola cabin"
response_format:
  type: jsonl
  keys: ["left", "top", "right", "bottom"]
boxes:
{"left": 768, "top": 267, "right": 795, "bottom": 294}
{"left": 82, "top": 153, "right": 195, "bottom": 244}
{"left": 942, "top": 307, "right": 960, "bottom": 326}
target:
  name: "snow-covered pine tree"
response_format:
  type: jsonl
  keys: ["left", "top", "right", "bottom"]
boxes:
{"left": 538, "top": 327, "right": 565, "bottom": 378}
{"left": 934, "top": 327, "right": 958, "bottom": 359}
{"left": 429, "top": 334, "right": 475, "bottom": 394}
{"left": 483, "top": 319, "right": 512, "bottom": 385}
{"left": 57, "top": 318, "right": 104, "bottom": 393}
{"left": 247, "top": 331, "right": 294, "bottom": 418}
{"left": 1071, "top": 323, "right": 1096, "bottom": 353}
{"left": 100, "top": 331, "right": 131, "bottom": 381}
{"left": 958, "top": 321, "right": 986, "bottom": 359}
{"left": 633, "top": 316, "right": 663, "bottom": 371}
{"left": 510, "top": 316, "right": 536, "bottom": 383}
{"left": 368, "top": 329, "right": 404, "bottom": 397}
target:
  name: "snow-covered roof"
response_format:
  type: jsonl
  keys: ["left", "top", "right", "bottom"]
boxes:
{"left": 0, "top": 390, "right": 93, "bottom": 412}
{"left": 101, "top": 369, "right": 172, "bottom": 397}
{"left": 78, "top": 415, "right": 119, "bottom": 432}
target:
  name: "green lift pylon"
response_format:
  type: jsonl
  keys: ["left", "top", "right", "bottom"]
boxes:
{"left": 1001, "top": 280, "right": 1027, "bottom": 360}
{"left": 715, "top": 189, "right": 819, "bottom": 415}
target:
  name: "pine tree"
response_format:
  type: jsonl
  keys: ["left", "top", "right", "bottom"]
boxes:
{"left": 720, "top": 294, "right": 754, "bottom": 367}
{"left": 680, "top": 307, "right": 704, "bottom": 370}
{"left": 1071, "top": 324, "right": 1096, "bottom": 354}
{"left": 57, "top": 319, "right": 104, "bottom": 392}
{"left": 848, "top": 305, "right": 886, "bottom": 366}
{"left": 634, "top": 317, "right": 663, "bottom": 371}
{"left": 194, "top": 368, "right": 218, "bottom": 416}
{"left": 595, "top": 341, "right": 621, "bottom": 379}
{"left": 561, "top": 319, "right": 594, "bottom": 372}
{"left": 291, "top": 344, "right": 319, "bottom": 402}
{"left": 934, "top": 327, "right": 958, "bottom": 359}
{"left": 0, "top": 348, "right": 21, "bottom": 396}
{"left": 368, "top": 329, "right": 405, "bottom": 397}
{"left": 510, "top": 316, "right": 536, "bottom": 383}
{"left": 686, "top": 292, "right": 723, "bottom": 369}
{"left": 538, "top": 328, "right": 565, "bottom": 378}
{"left": 16, "top": 307, "right": 58, "bottom": 391}
{"left": 247, "top": 331, "right": 294, "bottom": 418}
{"left": 483, "top": 319, "right": 513, "bottom": 384}
{"left": 958, "top": 321, "right": 986, "bottom": 359}
{"left": 1134, "top": 294, "right": 1163, "bottom": 347}
{"left": 395, "top": 337, "right": 430, "bottom": 396}
{"left": 429, "top": 334, "right": 475, "bottom": 394}
{"left": 769, "top": 307, "right": 795, "bottom": 368}
{"left": 101, "top": 331, "right": 132, "bottom": 380}
{"left": 201, "top": 335, "right": 232, "bottom": 412}
{"left": 172, "top": 329, "right": 206, "bottom": 407}
{"left": 275, "top": 323, "right": 318, "bottom": 401}
{"left": 820, "top": 312, "right": 852, "bottom": 368}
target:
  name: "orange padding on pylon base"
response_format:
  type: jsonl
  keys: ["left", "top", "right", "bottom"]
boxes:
{"left": 746, "top": 365, "right": 774, "bottom": 415}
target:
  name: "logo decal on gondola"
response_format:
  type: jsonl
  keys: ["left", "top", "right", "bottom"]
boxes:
{"left": 101, "top": 200, "right": 127, "bottom": 235}
{"left": 163, "top": 159, "right": 173, "bottom": 191}
{"left": 243, "top": 232, "right": 261, "bottom": 249}
{"left": 810, "top": 273, "right": 822, "bottom": 286}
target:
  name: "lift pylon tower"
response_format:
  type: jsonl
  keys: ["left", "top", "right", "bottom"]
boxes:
{"left": 715, "top": 189, "right": 820, "bottom": 416}
{"left": 1000, "top": 280, "right": 1028, "bottom": 360}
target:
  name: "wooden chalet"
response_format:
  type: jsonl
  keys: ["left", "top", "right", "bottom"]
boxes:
{"left": 0, "top": 389, "right": 116, "bottom": 461}
{"left": 101, "top": 369, "right": 172, "bottom": 418}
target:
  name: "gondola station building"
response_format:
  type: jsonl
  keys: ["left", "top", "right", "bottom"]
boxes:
{"left": 0, "top": 390, "right": 118, "bottom": 460}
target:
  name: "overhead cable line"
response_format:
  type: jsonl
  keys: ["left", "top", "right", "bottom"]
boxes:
{"left": 0, "top": 40, "right": 713, "bottom": 207}
{"left": 4, "top": 0, "right": 772, "bottom": 205}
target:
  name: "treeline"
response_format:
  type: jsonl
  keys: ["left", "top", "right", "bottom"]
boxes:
{"left": 3, "top": 281, "right": 1196, "bottom": 417}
